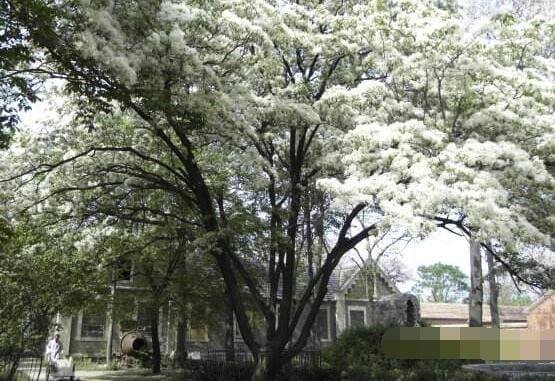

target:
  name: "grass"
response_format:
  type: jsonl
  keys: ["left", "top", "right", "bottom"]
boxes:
{"left": 73, "top": 357, "right": 127, "bottom": 371}
{"left": 0, "top": 371, "right": 32, "bottom": 381}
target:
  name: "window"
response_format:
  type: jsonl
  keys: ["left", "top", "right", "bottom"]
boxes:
{"left": 136, "top": 303, "right": 153, "bottom": 334}
{"left": 115, "top": 256, "right": 133, "bottom": 282}
{"left": 80, "top": 314, "right": 106, "bottom": 339}
{"left": 348, "top": 306, "right": 366, "bottom": 328}
{"left": 314, "top": 307, "right": 330, "bottom": 341}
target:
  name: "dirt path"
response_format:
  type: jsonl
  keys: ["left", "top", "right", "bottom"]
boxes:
{"left": 75, "top": 368, "right": 187, "bottom": 381}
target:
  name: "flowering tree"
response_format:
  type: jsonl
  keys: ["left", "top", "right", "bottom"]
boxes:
{"left": 321, "top": 6, "right": 554, "bottom": 325}
{"left": 321, "top": 5, "right": 554, "bottom": 286}
{"left": 3, "top": 0, "right": 553, "bottom": 379}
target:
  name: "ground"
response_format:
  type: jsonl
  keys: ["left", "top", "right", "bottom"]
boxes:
{"left": 75, "top": 369, "right": 187, "bottom": 381}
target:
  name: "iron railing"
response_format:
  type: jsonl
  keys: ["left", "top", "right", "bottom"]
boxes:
{"left": 0, "top": 354, "right": 45, "bottom": 381}
{"left": 203, "top": 349, "right": 321, "bottom": 369}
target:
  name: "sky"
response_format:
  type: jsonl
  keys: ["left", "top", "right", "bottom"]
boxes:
{"left": 397, "top": 230, "right": 470, "bottom": 292}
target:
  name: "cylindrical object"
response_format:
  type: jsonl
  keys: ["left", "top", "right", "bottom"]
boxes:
{"left": 121, "top": 331, "right": 147, "bottom": 355}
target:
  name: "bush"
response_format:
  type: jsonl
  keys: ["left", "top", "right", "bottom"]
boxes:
{"left": 0, "top": 371, "right": 32, "bottom": 381}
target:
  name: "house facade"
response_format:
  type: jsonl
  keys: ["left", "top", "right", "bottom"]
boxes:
{"left": 527, "top": 290, "right": 555, "bottom": 330}
{"left": 55, "top": 259, "right": 419, "bottom": 359}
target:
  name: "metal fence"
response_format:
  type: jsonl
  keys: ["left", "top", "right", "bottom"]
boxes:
{"left": 203, "top": 349, "right": 321, "bottom": 369}
{"left": 0, "top": 354, "right": 45, "bottom": 381}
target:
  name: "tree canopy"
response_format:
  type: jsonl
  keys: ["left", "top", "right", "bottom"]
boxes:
{"left": 0, "top": 1, "right": 553, "bottom": 380}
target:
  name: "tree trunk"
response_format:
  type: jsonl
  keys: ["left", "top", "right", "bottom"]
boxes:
{"left": 486, "top": 248, "right": 500, "bottom": 327}
{"left": 371, "top": 261, "right": 377, "bottom": 302}
{"left": 150, "top": 308, "right": 161, "bottom": 374}
{"left": 105, "top": 273, "right": 116, "bottom": 367}
{"left": 469, "top": 239, "right": 483, "bottom": 327}
{"left": 251, "top": 351, "right": 278, "bottom": 381}
{"left": 252, "top": 356, "right": 268, "bottom": 381}
{"left": 8, "top": 356, "right": 19, "bottom": 381}
{"left": 174, "top": 245, "right": 188, "bottom": 368}
{"left": 175, "top": 319, "right": 187, "bottom": 368}
{"left": 224, "top": 284, "right": 235, "bottom": 362}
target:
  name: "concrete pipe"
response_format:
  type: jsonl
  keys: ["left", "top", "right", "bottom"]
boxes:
{"left": 121, "top": 331, "right": 148, "bottom": 355}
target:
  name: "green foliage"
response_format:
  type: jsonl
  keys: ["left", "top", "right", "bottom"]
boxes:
{"left": 411, "top": 263, "right": 469, "bottom": 303}
{"left": 323, "top": 325, "right": 408, "bottom": 372}
{"left": 0, "top": 219, "right": 106, "bottom": 352}
{"left": 0, "top": 1, "right": 44, "bottom": 148}
{"left": 72, "top": 356, "right": 120, "bottom": 371}
{"left": 0, "top": 372, "right": 31, "bottom": 381}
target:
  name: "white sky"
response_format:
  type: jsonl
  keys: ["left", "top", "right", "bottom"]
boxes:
{"left": 397, "top": 230, "right": 470, "bottom": 292}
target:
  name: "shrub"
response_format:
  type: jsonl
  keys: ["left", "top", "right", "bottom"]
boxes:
{"left": 0, "top": 371, "right": 32, "bottom": 381}
{"left": 322, "top": 325, "right": 413, "bottom": 371}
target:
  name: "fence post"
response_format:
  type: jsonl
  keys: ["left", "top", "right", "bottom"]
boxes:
{"left": 36, "top": 355, "right": 44, "bottom": 381}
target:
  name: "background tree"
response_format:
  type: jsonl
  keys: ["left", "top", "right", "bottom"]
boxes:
{"left": 412, "top": 263, "right": 470, "bottom": 303}
{"left": 0, "top": 214, "right": 104, "bottom": 378}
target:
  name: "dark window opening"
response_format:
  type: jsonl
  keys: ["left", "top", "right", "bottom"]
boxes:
{"left": 116, "top": 256, "right": 132, "bottom": 281}
{"left": 81, "top": 314, "right": 105, "bottom": 338}
{"left": 314, "top": 308, "right": 330, "bottom": 341}
{"left": 349, "top": 309, "right": 365, "bottom": 328}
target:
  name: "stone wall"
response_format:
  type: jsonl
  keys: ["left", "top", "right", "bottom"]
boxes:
{"left": 371, "top": 293, "right": 420, "bottom": 327}
{"left": 528, "top": 292, "right": 555, "bottom": 330}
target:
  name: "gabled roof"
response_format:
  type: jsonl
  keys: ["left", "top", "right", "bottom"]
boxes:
{"left": 525, "top": 290, "right": 555, "bottom": 314}
{"left": 336, "top": 257, "right": 400, "bottom": 295}
{"left": 251, "top": 256, "right": 399, "bottom": 302}
{"left": 259, "top": 265, "right": 343, "bottom": 301}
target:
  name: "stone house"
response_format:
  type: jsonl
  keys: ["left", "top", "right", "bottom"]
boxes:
{"left": 55, "top": 258, "right": 419, "bottom": 359}
{"left": 315, "top": 261, "right": 419, "bottom": 343}
{"left": 526, "top": 290, "right": 555, "bottom": 330}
